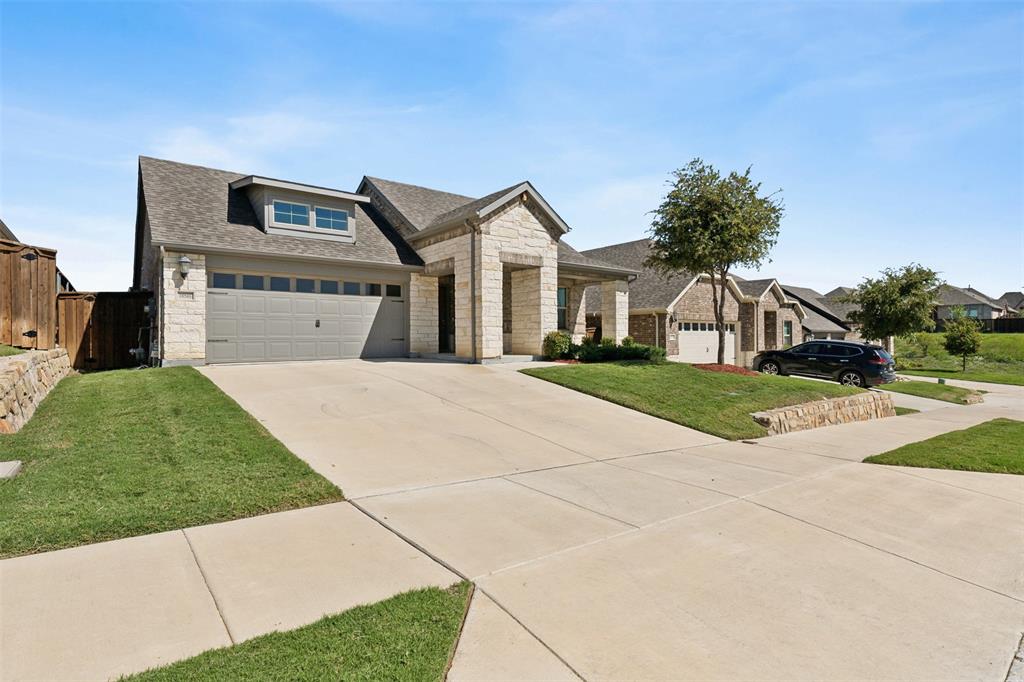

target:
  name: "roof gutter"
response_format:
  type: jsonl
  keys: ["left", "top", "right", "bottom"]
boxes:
{"left": 152, "top": 241, "right": 425, "bottom": 272}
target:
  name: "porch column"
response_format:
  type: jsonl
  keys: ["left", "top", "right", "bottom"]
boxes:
{"left": 567, "top": 285, "right": 587, "bottom": 343}
{"left": 408, "top": 273, "right": 438, "bottom": 355}
{"left": 477, "top": 238, "right": 503, "bottom": 360}
{"left": 601, "top": 279, "right": 629, "bottom": 344}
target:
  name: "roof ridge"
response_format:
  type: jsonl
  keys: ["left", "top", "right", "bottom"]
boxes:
{"left": 139, "top": 155, "right": 249, "bottom": 178}
{"left": 363, "top": 176, "right": 476, "bottom": 202}
{"left": 581, "top": 237, "right": 651, "bottom": 254}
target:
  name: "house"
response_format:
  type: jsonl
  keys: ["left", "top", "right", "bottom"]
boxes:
{"left": 0, "top": 217, "right": 75, "bottom": 292}
{"left": 998, "top": 291, "right": 1024, "bottom": 316}
{"left": 131, "top": 157, "right": 634, "bottom": 366}
{"left": 580, "top": 239, "right": 804, "bottom": 366}
{"left": 933, "top": 284, "right": 1005, "bottom": 320}
{"left": 780, "top": 285, "right": 852, "bottom": 341}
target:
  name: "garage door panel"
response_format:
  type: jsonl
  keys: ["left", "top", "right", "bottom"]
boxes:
{"left": 207, "top": 293, "right": 237, "bottom": 313}
{"left": 207, "top": 318, "right": 237, "bottom": 338}
{"left": 677, "top": 324, "right": 736, "bottom": 364}
{"left": 267, "top": 297, "right": 293, "bottom": 314}
{"left": 207, "top": 284, "right": 406, "bottom": 363}
{"left": 240, "top": 295, "right": 266, "bottom": 314}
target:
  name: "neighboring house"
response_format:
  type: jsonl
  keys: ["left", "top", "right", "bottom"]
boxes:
{"left": 780, "top": 285, "right": 851, "bottom": 341}
{"left": 933, "top": 284, "right": 1005, "bottom": 320}
{"left": 580, "top": 239, "right": 804, "bottom": 367}
{"left": 0, "top": 217, "right": 17, "bottom": 242}
{"left": 131, "top": 157, "right": 634, "bottom": 366}
{"left": 821, "top": 286, "right": 862, "bottom": 338}
{"left": 998, "top": 291, "right": 1024, "bottom": 316}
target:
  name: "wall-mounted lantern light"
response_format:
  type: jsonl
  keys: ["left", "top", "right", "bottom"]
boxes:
{"left": 178, "top": 255, "right": 192, "bottom": 278}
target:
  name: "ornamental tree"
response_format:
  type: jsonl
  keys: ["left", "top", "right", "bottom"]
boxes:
{"left": 843, "top": 264, "right": 941, "bottom": 353}
{"left": 645, "top": 159, "right": 783, "bottom": 364}
{"left": 943, "top": 307, "right": 983, "bottom": 372}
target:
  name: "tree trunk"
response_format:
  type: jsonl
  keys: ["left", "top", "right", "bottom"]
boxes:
{"left": 713, "top": 269, "right": 728, "bottom": 365}
{"left": 962, "top": 354, "right": 967, "bottom": 372}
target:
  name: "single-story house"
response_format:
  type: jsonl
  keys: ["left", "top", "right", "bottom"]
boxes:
{"left": 933, "top": 284, "right": 1006, "bottom": 320}
{"left": 780, "top": 285, "right": 852, "bottom": 341}
{"left": 132, "top": 156, "right": 634, "bottom": 366}
{"left": 998, "top": 291, "right": 1024, "bottom": 315}
{"left": 580, "top": 239, "right": 804, "bottom": 367}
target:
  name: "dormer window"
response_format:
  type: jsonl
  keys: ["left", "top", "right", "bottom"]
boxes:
{"left": 315, "top": 206, "right": 349, "bottom": 231}
{"left": 273, "top": 201, "right": 310, "bottom": 226}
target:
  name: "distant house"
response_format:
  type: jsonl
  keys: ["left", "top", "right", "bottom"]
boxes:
{"left": 933, "top": 285, "right": 1005, "bottom": 320}
{"left": 0, "top": 217, "right": 74, "bottom": 292}
{"left": 998, "top": 291, "right": 1024, "bottom": 316}
{"left": 581, "top": 239, "right": 804, "bottom": 367}
{"left": 780, "top": 285, "right": 852, "bottom": 341}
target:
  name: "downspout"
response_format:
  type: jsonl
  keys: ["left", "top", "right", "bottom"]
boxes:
{"left": 467, "top": 220, "right": 478, "bottom": 363}
{"left": 653, "top": 312, "right": 659, "bottom": 348}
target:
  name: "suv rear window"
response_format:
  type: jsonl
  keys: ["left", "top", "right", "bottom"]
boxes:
{"left": 873, "top": 348, "right": 893, "bottom": 361}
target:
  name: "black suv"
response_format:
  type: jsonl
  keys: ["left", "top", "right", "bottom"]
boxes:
{"left": 753, "top": 340, "right": 896, "bottom": 387}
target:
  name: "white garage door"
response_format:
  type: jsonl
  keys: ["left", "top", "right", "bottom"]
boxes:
{"left": 206, "top": 286, "right": 406, "bottom": 363}
{"left": 677, "top": 321, "right": 736, "bottom": 364}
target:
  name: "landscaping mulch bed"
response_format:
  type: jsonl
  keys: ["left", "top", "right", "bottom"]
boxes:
{"left": 694, "top": 363, "right": 759, "bottom": 377}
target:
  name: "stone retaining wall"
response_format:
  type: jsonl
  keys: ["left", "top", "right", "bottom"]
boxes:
{"left": 752, "top": 390, "right": 896, "bottom": 436}
{"left": 0, "top": 349, "right": 71, "bottom": 434}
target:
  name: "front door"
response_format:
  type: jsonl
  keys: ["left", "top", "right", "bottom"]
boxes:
{"left": 437, "top": 275, "right": 455, "bottom": 353}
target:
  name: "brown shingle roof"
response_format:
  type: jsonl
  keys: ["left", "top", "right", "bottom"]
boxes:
{"left": 360, "top": 176, "right": 474, "bottom": 232}
{"left": 581, "top": 239, "right": 695, "bottom": 311}
{"left": 139, "top": 157, "right": 422, "bottom": 267}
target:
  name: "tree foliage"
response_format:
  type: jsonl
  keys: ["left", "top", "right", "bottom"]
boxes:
{"left": 645, "top": 159, "right": 783, "bottom": 364}
{"left": 844, "top": 264, "right": 941, "bottom": 344}
{"left": 943, "top": 307, "right": 983, "bottom": 371}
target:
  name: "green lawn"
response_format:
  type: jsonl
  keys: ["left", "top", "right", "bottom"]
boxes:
{"left": 0, "top": 344, "right": 24, "bottom": 357}
{"left": 0, "top": 367, "right": 342, "bottom": 558}
{"left": 896, "top": 332, "right": 1024, "bottom": 386}
{"left": 894, "top": 406, "right": 920, "bottom": 416}
{"left": 866, "top": 418, "right": 1024, "bottom": 474}
{"left": 126, "top": 582, "right": 471, "bottom": 682}
{"left": 879, "top": 380, "right": 982, "bottom": 405}
{"left": 522, "top": 361, "right": 860, "bottom": 440}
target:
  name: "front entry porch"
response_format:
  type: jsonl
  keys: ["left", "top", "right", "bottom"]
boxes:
{"left": 409, "top": 253, "right": 631, "bottom": 363}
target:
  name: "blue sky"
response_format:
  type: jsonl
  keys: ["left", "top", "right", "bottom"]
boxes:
{"left": 2, "top": 1, "right": 1021, "bottom": 295}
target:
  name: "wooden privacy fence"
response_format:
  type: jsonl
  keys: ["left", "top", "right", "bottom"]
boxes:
{"left": 57, "top": 292, "right": 151, "bottom": 370}
{"left": 0, "top": 239, "right": 57, "bottom": 349}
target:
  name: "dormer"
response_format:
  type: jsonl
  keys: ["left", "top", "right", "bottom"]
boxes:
{"left": 229, "top": 175, "right": 371, "bottom": 244}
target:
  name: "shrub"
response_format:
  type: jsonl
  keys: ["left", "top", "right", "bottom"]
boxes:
{"left": 621, "top": 336, "right": 636, "bottom": 347}
{"left": 575, "top": 339, "right": 666, "bottom": 363}
{"left": 542, "top": 331, "right": 573, "bottom": 360}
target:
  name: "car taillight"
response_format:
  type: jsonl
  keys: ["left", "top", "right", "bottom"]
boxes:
{"left": 868, "top": 356, "right": 888, "bottom": 365}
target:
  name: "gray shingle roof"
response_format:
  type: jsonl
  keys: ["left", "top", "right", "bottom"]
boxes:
{"left": 0, "top": 218, "right": 16, "bottom": 242}
{"left": 425, "top": 183, "right": 525, "bottom": 230}
{"left": 781, "top": 285, "right": 849, "bottom": 333}
{"left": 999, "top": 291, "right": 1024, "bottom": 309}
{"left": 361, "top": 176, "right": 474, "bottom": 232}
{"left": 581, "top": 239, "right": 696, "bottom": 311}
{"left": 139, "top": 157, "right": 422, "bottom": 267}
{"left": 934, "top": 284, "right": 1001, "bottom": 309}
{"left": 734, "top": 279, "right": 776, "bottom": 298}
{"left": 822, "top": 287, "right": 859, "bottom": 320}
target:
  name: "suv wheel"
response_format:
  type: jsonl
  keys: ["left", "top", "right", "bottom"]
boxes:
{"left": 760, "top": 360, "right": 780, "bottom": 375}
{"left": 839, "top": 370, "right": 864, "bottom": 387}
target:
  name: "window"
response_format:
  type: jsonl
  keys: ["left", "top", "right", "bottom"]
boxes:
{"left": 296, "top": 278, "right": 315, "bottom": 293}
{"left": 365, "top": 283, "right": 382, "bottom": 296}
{"left": 315, "top": 207, "right": 349, "bottom": 231}
{"left": 273, "top": 201, "right": 310, "bottom": 226}
{"left": 320, "top": 280, "right": 339, "bottom": 295}
{"left": 343, "top": 281, "right": 361, "bottom": 295}
{"left": 211, "top": 272, "right": 236, "bottom": 289}
{"left": 797, "top": 342, "right": 823, "bottom": 355}
{"left": 386, "top": 284, "right": 402, "bottom": 297}
{"left": 783, "top": 321, "right": 793, "bottom": 347}
{"left": 270, "top": 277, "right": 290, "bottom": 292}
{"left": 242, "top": 274, "right": 264, "bottom": 290}
{"left": 557, "top": 287, "right": 568, "bottom": 330}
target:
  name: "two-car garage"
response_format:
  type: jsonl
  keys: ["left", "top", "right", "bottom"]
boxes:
{"left": 203, "top": 258, "right": 408, "bottom": 364}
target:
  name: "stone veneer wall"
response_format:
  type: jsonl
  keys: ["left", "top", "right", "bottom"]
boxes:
{"left": 160, "top": 250, "right": 207, "bottom": 364}
{"left": 752, "top": 390, "right": 896, "bottom": 436}
{"left": 0, "top": 349, "right": 71, "bottom": 434}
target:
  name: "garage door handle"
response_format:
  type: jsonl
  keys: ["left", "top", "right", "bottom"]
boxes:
{"left": 208, "top": 339, "right": 229, "bottom": 343}
{"left": 315, "top": 319, "right": 320, "bottom": 328}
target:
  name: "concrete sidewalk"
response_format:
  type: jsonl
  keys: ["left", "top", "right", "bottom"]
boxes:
{"left": 1, "top": 503, "right": 458, "bottom": 681}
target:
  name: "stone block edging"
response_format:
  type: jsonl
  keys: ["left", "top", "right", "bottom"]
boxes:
{"left": 0, "top": 348, "right": 71, "bottom": 434}
{"left": 752, "top": 390, "right": 896, "bottom": 436}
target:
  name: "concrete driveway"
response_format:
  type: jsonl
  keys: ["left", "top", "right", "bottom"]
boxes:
{"left": 201, "top": 360, "right": 1024, "bottom": 680}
